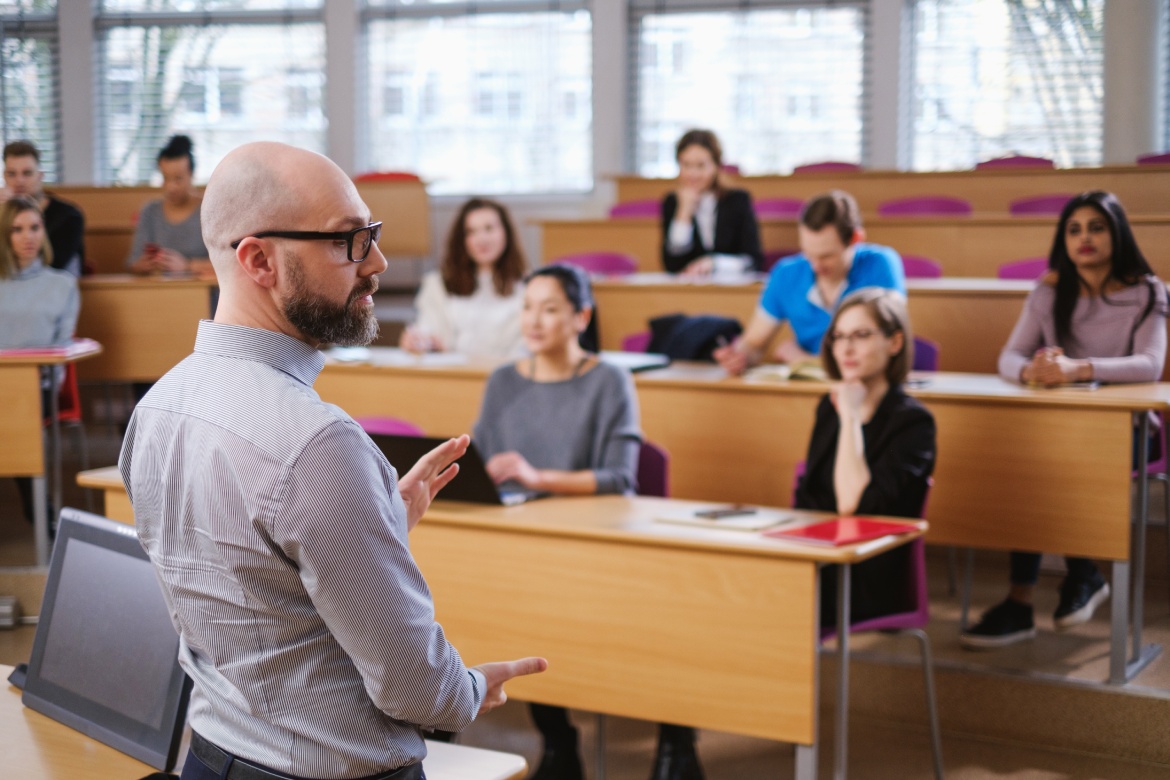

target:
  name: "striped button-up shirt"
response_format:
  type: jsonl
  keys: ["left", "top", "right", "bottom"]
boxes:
{"left": 119, "top": 320, "right": 484, "bottom": 778}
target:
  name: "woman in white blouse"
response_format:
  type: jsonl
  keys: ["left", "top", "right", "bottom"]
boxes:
{"left": 400, "top": 198, "right": 527, "bottom": 359}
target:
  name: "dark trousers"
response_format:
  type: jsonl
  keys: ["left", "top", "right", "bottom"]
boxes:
{"left": 1010, "top": 553, "right": 1098, "bottom": 586}
{"left": 179, "top": 747, "right": 426, "bottom": 780}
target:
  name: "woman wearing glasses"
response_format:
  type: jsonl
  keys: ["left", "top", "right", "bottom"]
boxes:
{"left": 127, "top": 135, "right": 211, "bottom": 276}
{"left": 795, "top": 287, "right": 936, "bottom": 625}
{"left": 401, "top": 198, "right": 527, "bottom": 359}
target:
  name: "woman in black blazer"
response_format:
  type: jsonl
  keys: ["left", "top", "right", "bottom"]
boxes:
{"left": 660, "top": 129, "right": 764, "bottom": 275}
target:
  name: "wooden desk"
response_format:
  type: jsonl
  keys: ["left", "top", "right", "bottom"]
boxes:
{"left": 538, "top": 215, "right": 1170, "bottom": 277}
{"left": 0, "top": 342, "right": 103, "bottom": 565}
{"left": 56, "top": 178, "right": 430, "bottom": 274}
{"left": 76, "top": 274, "right": 214, "bottom": 382}
{"left": 613, "top": 164, "right": 1170, "bottom": 215}
{"left": 2, "top": 665, "right": 526, "bottom": 780}
{"left": 591, "top": 275, "right": 1034, "bottom": 374}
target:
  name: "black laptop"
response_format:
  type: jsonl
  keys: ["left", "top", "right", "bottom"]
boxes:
{"left": 19, "top": 508, "right": 191, "bottom": 771}
{"left": 371, "top": 434, "right": 546, "bottom": 506}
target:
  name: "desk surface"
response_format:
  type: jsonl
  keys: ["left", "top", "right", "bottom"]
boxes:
{"left": 1, "top": 665, "right": 526, "bottom": 780}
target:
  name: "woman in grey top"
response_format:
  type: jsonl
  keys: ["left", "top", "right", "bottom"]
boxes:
{"left": 0, "top": 195, "right": 79, "bottom": 525}
{"left": 473, "top": 264, "right": 641, "bottom": 780}
{"left": 127, "top": 134, "right": 210, "bottom": 275}
{"left": 962, "top": 191, "right": 1168, "bottom": 650}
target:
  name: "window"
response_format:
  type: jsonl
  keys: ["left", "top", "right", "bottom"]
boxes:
{"left": 910, "top": 0, "right": 1104, "bottom": 170}
{"left": 631, "top": 2, "right": 868, "bottom": 178}
{"left": 0, "top": 8, "right": 60, "bottom": 181}
{"left": 96, "top": 4, "right": 325, "bottom": 184}
{"left": 365, "top": 1, "right": 592, "bottom": 195}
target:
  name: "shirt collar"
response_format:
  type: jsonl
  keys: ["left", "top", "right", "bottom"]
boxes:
{"left": 13, "top": 258, "right": 46, "bottom": 279}
{"left": 193, "top": 320, "right": 326, "bottom": 387}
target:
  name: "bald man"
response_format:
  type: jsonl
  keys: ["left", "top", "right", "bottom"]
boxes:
{"left": 119, "top": 143, "right": 545, "bottom": 780}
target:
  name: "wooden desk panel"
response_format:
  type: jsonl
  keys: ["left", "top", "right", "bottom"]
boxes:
{"left": 539, "top": 216, "right": 1170, "bottom": 278}
{"left": 76, "top": 276, "right": 213, "bottom": 382}
{"left": 0, "top": 365, "right": 45, "bottom": 476}
{"left": 413, "top": 512, "right": 817, "bottom": 742}
{"left": 613, "top": 165, "right": 1170, "bottom": 215}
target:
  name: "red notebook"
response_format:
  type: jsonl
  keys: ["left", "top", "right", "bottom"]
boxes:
{"left": 762, "top": 517, "right": 914, "bottom": 547}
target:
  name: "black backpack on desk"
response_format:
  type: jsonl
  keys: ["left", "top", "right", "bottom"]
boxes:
{"left": 647, "top": 314, "right": 743, "bottom": 361}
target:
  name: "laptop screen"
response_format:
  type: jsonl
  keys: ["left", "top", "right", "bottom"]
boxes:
{"left": 21, "top": 508, "right": 191, "bottom": 771}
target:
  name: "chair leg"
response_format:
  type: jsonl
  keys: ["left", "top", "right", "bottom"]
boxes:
{"left": 906, "top": 628, "right": 945, "bottom": 780}
{"left": 71, "top": 421, "right": 93, "bottom": 511}
{"left": 595, "top": 713, "right": 606, "bottom": 780}
{"left": 945, "top": 546, "right": 958, "bottom": 597}
{"left": 1157, "top": 474, "right": 1170, "bottom": 614}
{"left": 959, "top": 549, "right": 974, "bottom": 631}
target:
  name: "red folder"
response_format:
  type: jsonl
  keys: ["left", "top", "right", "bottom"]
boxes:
{"left": 762, "top": 517, "right": 914, "bottom": 547}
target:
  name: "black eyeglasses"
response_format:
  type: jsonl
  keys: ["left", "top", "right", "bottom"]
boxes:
{"left": 230, "top": 221, "right": 383, "bottom": 262}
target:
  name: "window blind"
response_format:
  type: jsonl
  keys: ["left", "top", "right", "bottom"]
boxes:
{"left": 910, "top": 0, "right": 1104, "bottom": 170}
{"left": 364, "top": 0, "right": 592, "bottom": 195}
{"left": 95, "top": 1, "right": 325, "bottom": 185}
{"left": 628, "top": 0, "right": 870, "bottom": 178}
{"left": 0, "top": 4, "right": 60, "bottom": 182}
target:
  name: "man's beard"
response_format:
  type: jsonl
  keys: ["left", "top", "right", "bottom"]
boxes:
{"left": 283, "top": 253, "right": 380, "bottom": 346}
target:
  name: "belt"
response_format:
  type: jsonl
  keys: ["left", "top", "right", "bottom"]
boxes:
{"left": 190, "top": 732, "right": 423, "bottom": 780}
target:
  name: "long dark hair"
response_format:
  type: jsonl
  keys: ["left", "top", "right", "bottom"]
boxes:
{"left": 1048, "top": 191, "right": 1157, "bottom": 346}
{"left": 442, "top": 197, "right": 526, "bottom": 297}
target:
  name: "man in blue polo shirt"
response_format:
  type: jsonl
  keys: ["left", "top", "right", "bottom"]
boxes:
{"left": 715, "top": 189, "right": 906, "bottom": 374}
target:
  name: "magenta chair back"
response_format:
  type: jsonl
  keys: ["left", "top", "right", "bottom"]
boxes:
{"left": 901, "top": 255, "right": 943, "bottom": 279}
{"left": 974, "top": 155, "right": 1054, "bottom": 170}
{"left": 912, "top": 337, "right": 940, "bottom": 372}
{"left": 793, "top": 161, "right": 862, "bottom": 174}
{"left": 997, "top": 257, "right": 1048, "bottom": 280}
{"left": 1137, "top": 152, "right": 1170, "bottom": 165}
{"left": 621, "top": 331, "right": 651, "bottom": 353}
{"left": 878, "top": 196, "right": 972, "bottom": 217}
{"left": 753, "top": 198, "right": 804, "bottom": 220}
{"left": 553, "top": 252, "right": 638, "bottom": 276}
{"left": 762, "top": 247, "right": 799, "bottom": 272}
{"left": 636, "top": 441, "right": 670, "bottom": 498}
{"left": 356, "top": 416, "right": 425, "bottom": 437}
{"left": 608, "top": 200, "right": 660, "bottom": 219}
{"left": 1009, "top": 194, "right": 1073, "bottom": 216}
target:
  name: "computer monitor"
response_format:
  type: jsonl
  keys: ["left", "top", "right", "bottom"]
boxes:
{"left": 21, "top": 508, "right": 191, "bottom": 771}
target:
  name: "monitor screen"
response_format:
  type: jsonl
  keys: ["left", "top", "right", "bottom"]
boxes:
{"left": 21, "top": 508, "right": 190, "bottom": 771}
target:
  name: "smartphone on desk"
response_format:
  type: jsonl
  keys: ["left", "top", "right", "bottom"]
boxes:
{"left": 694, "top": 504, "right": 757, "bottom": 520}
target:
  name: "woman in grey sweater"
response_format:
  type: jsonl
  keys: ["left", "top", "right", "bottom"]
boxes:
{"left": 962, "top": 191, "right": 1168, "bottom": 650}
{"left": 473, "top": 264, "right": 641, "bottom": 780}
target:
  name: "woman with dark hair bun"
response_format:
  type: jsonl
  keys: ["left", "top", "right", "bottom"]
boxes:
{"left": 962, "top": 190, "right": 1168, "bottom": 650}
{"left": 472, "top": 263, "right": 641, "bottom": 780}
{"left": 400, "top": 197, "right": 527, "bottom": 358}
{"left": 660, "top": 128, "right": 763, "bottom": 276}
{"left": 127, "top": 134, "right": 210, "bottom": 275}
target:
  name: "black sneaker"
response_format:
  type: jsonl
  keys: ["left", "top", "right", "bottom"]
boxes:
{"left": 959, "top": 599, "right": 1037, "bottom": 650}
{"left": 1054, "top": 572, "right": 1110, "bottom": 630}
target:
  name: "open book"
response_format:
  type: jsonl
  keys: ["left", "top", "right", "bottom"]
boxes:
{"left": 743, "top": 361, "right": 826, "bottom": 382}
{"left": 655, "top": 504, "right": 796, "bottom": 532}
{"left": 763, "top": 517, "right": 915, "bottom": 546}
{"left": 0, "top": 337, "right": 100, "bottom": 359}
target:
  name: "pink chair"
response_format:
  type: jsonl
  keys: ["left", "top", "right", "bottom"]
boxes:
{"left": 552, "top": 252, "right": 638, "bottom": 276}
{"left": 1009, "top": 194, "right": 1073, "bottom": 216}
{"left": 753, "top": 198, "right": 804, "bottom": 220}
{"left": 878, "top": 196, "right": 972, "bottom": 217}
{"left": 355, "top": 416, "right": 425, "bottom": 437}
{"left": 974, "top": 155, "right": 1054, "bottom": 170}
{"left": 608, "top": 200, "right": 660, "bottom": 219}
{"left": 637, "top": 441, "right": 670, "bottom": 498}
{"left": 621, "top": 331, "right": 651, "bottom": 353}
{"left": 353, "top": 171, "right": 421, "bottom": 182}
{"left": 720, "top": 164, "right": 741, "bottom": 176}
{"left": 762, "top": 247, "right": 799, "bottom": 272}
{"left": 901, "top": 255, "right": 943, "bottom": 279}
{"left": 996, "top": 257, "right": 1048, "bottom": 280}
{"left": 913, "top": 337, "right": 940, "bottom": 372}
{"left": 793, "top": 161, "right": 862, "bottom": 174}
{"left": 1136, "top": 152, "right": 1170, "bottom": 165}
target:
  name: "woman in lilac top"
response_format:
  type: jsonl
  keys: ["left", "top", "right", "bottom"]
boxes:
{"left": 962, "top": 190, "right": 1168, "bottom": 650}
